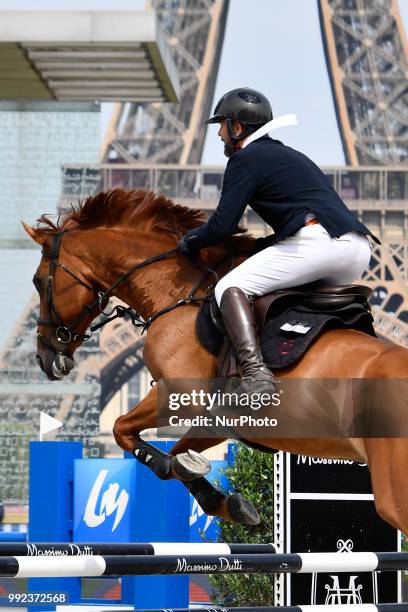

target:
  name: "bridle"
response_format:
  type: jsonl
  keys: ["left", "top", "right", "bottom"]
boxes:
{"left": 35, "top": 230, "right": 230, "bottom": 352}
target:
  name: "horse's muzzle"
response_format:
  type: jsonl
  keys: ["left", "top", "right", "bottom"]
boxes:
{"left": 53, "top": 352, "right": 75, "bottom": 378}
{"left": 36, "top": 351, "right": 75, "bottom": 381}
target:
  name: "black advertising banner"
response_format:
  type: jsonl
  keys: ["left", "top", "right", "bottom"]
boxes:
{"left": 290, "top": 500, "right": 398, "bottom": 604}
{"left": 287, "top": 455, "right": 399, "bottom": 606}
{"left": 290, "top": 454, "right": 372, "bottom": 494}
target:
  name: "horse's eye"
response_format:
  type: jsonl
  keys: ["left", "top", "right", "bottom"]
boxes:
{"left": 33, "top": 277, "right": 42, "bottom": 293}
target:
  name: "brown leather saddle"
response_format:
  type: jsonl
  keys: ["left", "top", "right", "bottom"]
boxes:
{"left": 194, "top": 282, "right": 375, "bottom": 450}
{"left": 210, "top": 282, "right": 373, "bottom": 336}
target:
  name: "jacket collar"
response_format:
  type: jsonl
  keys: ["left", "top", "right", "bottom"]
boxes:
{"left": 241, "top": 114, "right": 298, "bottom": 148}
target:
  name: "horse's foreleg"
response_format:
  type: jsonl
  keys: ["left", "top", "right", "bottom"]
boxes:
{"left": 186, "top": 476, "right": 260, "bottom": 526}
{"left": 113, "top": 387, "right": 211, "bottom": 481}
{"left": 113, "top": 386, "right": 158, "bottom": 452}
{"left": 171, "top": 432, "right": 225, "bottom": 456}
{"left": 170, "top": 431, "right": 260, "bottom": 526}
{"left": 365, "top": 438, "right": 408, "bottom": 535}
{"left": 170, "top": 429, "right": 226, "bottom": 479}
{"left": 114, "top": 398, "right": 259, "bottom": 525}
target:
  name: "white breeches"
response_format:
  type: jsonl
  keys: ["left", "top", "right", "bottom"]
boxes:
{"left": 215, "top": 223, "right": 372, "bottom": 306}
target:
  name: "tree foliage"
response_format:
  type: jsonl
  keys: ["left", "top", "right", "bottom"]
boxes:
{"left": 208, "top": 443, "right": 275, "bottom": 606}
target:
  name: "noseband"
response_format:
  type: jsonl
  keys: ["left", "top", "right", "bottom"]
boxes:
{"left": 36, "top": 231, "right": 225, "bottom": 351}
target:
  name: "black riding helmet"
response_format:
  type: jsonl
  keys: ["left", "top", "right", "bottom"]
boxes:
{"left": 206, "top": 87, "right": 273, "bottom": 144}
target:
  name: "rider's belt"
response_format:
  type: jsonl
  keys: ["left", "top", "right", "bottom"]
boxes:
{"left": 304, "top": 217, "right": 320, "bottom": 227}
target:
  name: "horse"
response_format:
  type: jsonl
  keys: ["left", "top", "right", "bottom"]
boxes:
{"left": 23, "top": 187, "right": 408, "bottom": 533}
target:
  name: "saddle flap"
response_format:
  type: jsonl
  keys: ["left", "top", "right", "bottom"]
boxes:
{"left": 210, "top": 297, "right": 226, "bottom": 335}
{"left": 305, "top": 283, "right": 373, "bottom": 299}
{"left": 195, "top": 288, "right": 376, "bottom": 372}
{"left": 253, "top": 283, "right": 373, "bottom": 332}
{"left": 253, "top": 293, "right": 283, "bottom": 331}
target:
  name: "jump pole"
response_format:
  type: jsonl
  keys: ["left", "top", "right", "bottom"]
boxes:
{"left": 0, "top": 542, "right": 277, "bottom": 556}
{"left": 2, "top": 552, "right": 408, "bottom": 578}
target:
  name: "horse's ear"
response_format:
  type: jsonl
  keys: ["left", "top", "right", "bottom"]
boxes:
{"left": 21, "top": 221, "right": 44, "bottom": 245}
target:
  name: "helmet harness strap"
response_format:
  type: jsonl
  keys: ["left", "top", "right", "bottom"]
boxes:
{"left": 226, "top": 117, "right": 256, "bottom": 146}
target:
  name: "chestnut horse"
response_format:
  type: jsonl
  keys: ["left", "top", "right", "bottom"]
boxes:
{"left": 24, "top": 188, "right": 408, "bottom": 532}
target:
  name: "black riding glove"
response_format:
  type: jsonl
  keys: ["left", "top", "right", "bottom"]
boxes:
{"left": 178, "top": 229, "right": 205, "bottom": 254}
{"left": 251, "top": 234, "right": 277, "bottom": 255}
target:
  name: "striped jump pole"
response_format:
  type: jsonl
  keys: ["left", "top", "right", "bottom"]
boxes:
{"left": 0, "top": 542, "right": 276, "bottom": 556}
{"left": 1, "top": 552, "right": 408, "bottom": 578}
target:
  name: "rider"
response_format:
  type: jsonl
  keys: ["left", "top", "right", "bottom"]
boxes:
{"left": 179, "top": 87, "right": 379, "bottom": 397}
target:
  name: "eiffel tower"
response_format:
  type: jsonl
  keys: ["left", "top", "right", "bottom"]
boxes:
{"left": 1, "top": 0, "right": 407, "bottom": 504}
{"left": 318, "top": 0, "right": 408, "bottom": 343}
{"left": 0, "top": 0, "right": 230, "bottom": 503}
{"left": 97, "top": 0, "right": 408, "bottom": 358}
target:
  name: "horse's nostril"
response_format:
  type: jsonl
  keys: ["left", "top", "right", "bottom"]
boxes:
{"left": 64, "top": 355, "right": 75, "bottom": 372}
{"left": 55, "top": 353, "right": 75, "bottom": 375}
{"left": 36, "top": 354, "right": 44, "bottom": 371}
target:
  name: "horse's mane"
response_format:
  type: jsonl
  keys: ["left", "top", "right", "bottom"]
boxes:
{"left": 34, "top": 188, "right": 256, "bottom": 253}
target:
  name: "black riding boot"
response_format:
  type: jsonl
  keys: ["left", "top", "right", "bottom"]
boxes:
{"left": 219, "top": 286, "right": 277, "bottom": 397}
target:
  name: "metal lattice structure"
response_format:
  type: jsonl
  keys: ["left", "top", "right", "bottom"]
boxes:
{"left": 0, "top": 295, "right": 102, "bottom": 502}
{"left": 317, "top": 0, "right": 408, "bottom": 338}
{"left": 0, "top": 292, "right": 145, "bottom": 502}
{"left": 0, "top": 0, "right": 230, "bottom": 503}
{"left": 2, "top": 0, "right": 408, "bottom": 505}
{"left": 102, "top": 0, "right": 230, "bottom": 165}
{"left": 363, "top": 242, "right": 408, "bottom": 344}
{"left": 318, "top": 0, "right": 408, "bottom": 166}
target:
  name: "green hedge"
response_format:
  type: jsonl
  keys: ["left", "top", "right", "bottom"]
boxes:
{"left": 208, "top": 443, "right": 275, "bottom": 606}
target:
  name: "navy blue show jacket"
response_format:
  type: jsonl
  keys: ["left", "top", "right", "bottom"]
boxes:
{"left": 185, "top": 136, "right": 380, "bottom": 250}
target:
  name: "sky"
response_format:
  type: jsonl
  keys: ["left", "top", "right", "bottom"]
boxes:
{"left": 203, "top": 0, "right": 408, "bottom": 166}
{"left": 203, "top": 0, "right": 346, "bottom": 166}
{"left": 1, "top": 0, "right": 407, "bottom": 167}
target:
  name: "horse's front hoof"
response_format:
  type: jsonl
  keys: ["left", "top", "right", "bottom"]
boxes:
{"left": 172, "top": 450, "right": 211, "bottom": 481}
{"left": 226, "top": 493, "right": 261, "bottom": 526}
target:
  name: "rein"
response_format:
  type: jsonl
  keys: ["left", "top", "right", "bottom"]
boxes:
{"left": 37, "top": 231, "right": 228, "bottom": 350}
